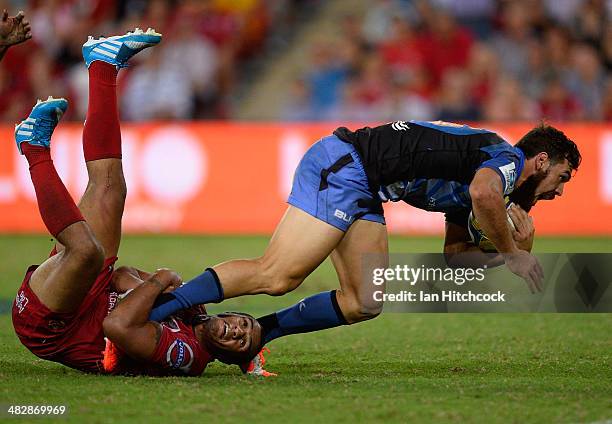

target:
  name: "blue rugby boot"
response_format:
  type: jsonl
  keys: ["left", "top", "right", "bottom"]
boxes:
{"left": 15, "top": 96, "right": 68, "bottom": 154}
{"left": 82, "top": 27, "right": 162, "bottom": 69}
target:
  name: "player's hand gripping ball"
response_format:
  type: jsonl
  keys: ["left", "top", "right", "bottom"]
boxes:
{"left": 468, "top": 197, "right": 517, "bottom": 253}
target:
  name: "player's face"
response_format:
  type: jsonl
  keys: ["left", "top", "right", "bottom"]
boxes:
{"left": 199, "top": 313, "right": 262, "bottom": 358}
{"left": 533, "top": 159, "right": 573, "bottom": 203}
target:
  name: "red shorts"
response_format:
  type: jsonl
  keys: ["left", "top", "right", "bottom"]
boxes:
{"left": 12, "top": 256, "right": 119, "bottom": 373}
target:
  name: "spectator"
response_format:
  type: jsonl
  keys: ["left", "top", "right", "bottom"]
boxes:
{"left": 491, "top": 1, "right": 533, "bottom": 80}
{"left": 418, "top": 7, "right": 474, "bottom": 89}
{"left": 378, "top": 16, "right": 425, "bottom": 86}
{"left": 304, "top": 41, "right": 350, "bottom": 119}
{"left": 282, "top": 78, "right": 316, "bottom": 121}
{"left": 538, "top": 76, "right": 583, "bottom": 121}
{"left": 467, "top": 42, "right": 499, "bottom": 107}
{"left": 484, "top": 76, "right": 537, "bottom": 121}
{"left": 0, "top": 1, "right": 609, "bottom": 123}
{"left": 436, "top": 68, "right": 480, "bottom": 121}
{"left": 361, "top": 0, "right": 411, "bottom": 45}
{"left": 121, "top": 47, "right": 194, "bottom": 121}
{"left": 162, "top": 14, "right": 220, "bottom": 118}
{"left": 564, "top": 43, "right": 606, "bottom": 118}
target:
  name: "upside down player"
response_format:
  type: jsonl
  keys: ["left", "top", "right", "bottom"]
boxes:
{"left": 11, "top": 29, "right": 263, "bottom": 376}
{"left": 148, "top": 120, "right": 581, "bottom": 359}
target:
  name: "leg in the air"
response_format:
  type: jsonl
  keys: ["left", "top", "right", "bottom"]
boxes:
{"left": 16, "top": 99, "right": 104, "bottom": 313}
{"left": 17, "top": 29, "right": 163, "bottom": 313}
{"left": 75, "top": 60, "right": 125, "bottom": 258}
{"left": 67, "top": 27, "right": 162, "bottom": 258}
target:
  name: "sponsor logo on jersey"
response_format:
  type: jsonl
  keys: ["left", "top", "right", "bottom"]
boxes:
{"left": 166, "top": 339, "right": 195, "bottom": 372}
{"left": 107, "top": 291, "right": 118, "bottom": 316}
{"left": 15, "top": 291, "right": 28, "bottom": 314}
{"left": 391, "top": 121, "right": 410, "bottom": 131}
{"left": 334, "top": 209, "right": 353, "bottom": 223}
{"left": 498, "top": 163, "right": 517, "bottom": 194}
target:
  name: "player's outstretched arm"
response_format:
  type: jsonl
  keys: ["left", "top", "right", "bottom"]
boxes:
{"left": 469, "top": 168, "right": 543, "bottom": 292}
{"left": 103, "top": 269, "right": 182, "bottom": 360}
{"left": 0, "top": 10, "right": 31, "bottom": 61}
{"left": 469, "top": 168, "right": 517, "bottom": 254}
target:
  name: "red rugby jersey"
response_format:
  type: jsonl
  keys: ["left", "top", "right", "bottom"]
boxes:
{"left": 105, "top": 316, "right": 213, "bottom": 376}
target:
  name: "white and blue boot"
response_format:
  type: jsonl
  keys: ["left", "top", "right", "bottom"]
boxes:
{"left": 82, "top": 27, "right": 162, "bottom": 69}
{"left": 15, "top": 96, "right": 68, "bottom": 154}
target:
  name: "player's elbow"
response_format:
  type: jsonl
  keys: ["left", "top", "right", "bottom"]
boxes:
{"left": 259, "top": 257, "right": 306, "bottom": 296}
{"left": 469, "top": 184, "right": 498, "bottom": 208}
{"left": 469, "top": 184, "right": 490, "bottom": 202}
{"left": 102, "top": 315, "right": 127, "bottom": 342}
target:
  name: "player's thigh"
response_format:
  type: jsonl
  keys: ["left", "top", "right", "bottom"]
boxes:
{"left": 75, "top": 159, "right": 126, "bottom": 258}
{"left": 216, "top": 205, "right": 345, "bottom": 297}
{"left": 29, "top": 223, "right": 103, "bottom": 313}
{"left": 263, "top": 205, "right": 345, "bottom": 278}
{"left": 331, "top": 219, "right": 388, "bottom": 321}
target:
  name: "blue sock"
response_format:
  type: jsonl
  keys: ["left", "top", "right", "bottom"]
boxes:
{"left": 257, "top": 290, "right": 347, "bottom": 344}
{"left": 149, "top": 268, "right": 224, "bottom": 321}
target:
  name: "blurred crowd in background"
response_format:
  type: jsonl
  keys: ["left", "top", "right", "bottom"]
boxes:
{"left": 0, "top": 0, "right": 301, "bottom": 121}
{"left": 286, "top": 0, "right": 612, "bottom": 122}
{"left": 0, "top": 0, "right": 610, "bottom": 122}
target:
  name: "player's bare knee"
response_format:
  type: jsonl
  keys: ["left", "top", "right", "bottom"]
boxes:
{"left": 86, "top": 179, "right": 127, "bottom": 205}
{"left": 259, "top": 257, "right": 305, "bottom": 296}
{"left": 256, "top": 256, "right": 304, "bottom": 296}
{"left": 262, "top": 272, "right": 304, "bottom": 296}
{"left": 67, "top": 237, "right": 105, "bottom": 271}
{"left": 343, "top": 298, "right": 383, "bottom": 324}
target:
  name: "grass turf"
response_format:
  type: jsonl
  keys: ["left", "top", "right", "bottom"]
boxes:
{"left": 0, "top": 235, "right": 610, "bottom": 423}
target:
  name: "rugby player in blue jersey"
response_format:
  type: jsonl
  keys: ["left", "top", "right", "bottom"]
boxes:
{"left": 150, "top": 120, "right": 581, "bottom": 358}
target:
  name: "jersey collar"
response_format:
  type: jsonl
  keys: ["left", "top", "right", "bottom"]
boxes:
{"left": 514, "top": 146, "right": 526, "bottom": 180}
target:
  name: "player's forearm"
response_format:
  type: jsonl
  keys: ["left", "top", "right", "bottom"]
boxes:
{"left": 471, "top": 189, "right": 517, "bottom": 254}
{"left": 107, "top": 278, "right": 164, "bottom": 329}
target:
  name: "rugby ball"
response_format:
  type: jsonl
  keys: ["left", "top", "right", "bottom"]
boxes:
{"left": 468, "top": 198, "right": 516, "bottom": 253}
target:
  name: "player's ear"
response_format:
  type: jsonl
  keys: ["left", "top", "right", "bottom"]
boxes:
{"left": 535, "top": 152, "right": 549, "bottom": 170}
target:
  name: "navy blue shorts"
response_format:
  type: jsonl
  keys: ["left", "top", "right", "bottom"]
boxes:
{"left": 287, "top": 135, "right": 385, "bottom": 232}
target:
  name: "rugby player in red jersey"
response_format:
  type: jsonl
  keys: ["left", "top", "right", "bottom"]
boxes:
{"left": 0, "top": 9, "right": 31, "bottom": 61}
{"left": 11, "top": 29, "right": 263, "bottom": 376}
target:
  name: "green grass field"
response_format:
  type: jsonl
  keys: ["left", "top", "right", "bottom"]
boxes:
{"left": 0, "top": 235, "right": 611, "bottom": 423}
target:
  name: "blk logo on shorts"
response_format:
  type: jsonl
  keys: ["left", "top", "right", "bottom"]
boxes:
{"left": 334, "top": 209, "right": 353, "bottom": 223}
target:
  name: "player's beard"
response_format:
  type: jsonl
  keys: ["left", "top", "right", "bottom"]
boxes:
{"left": 509, "top": 168, "right": 549, "bottom": 212}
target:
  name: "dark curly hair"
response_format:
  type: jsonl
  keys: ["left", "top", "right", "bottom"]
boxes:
{"left": 515, "top": 124, "right": 582, "bottom": 170}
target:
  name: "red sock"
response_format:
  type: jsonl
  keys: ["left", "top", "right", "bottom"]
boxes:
{"left": 83, "top": 61, "right": 121, "bottom": 161}
{"left": 22, "top": 144, "right": 84, "bottom": 238}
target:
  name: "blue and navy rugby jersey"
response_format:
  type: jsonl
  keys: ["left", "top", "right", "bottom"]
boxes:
{"left": 333, "top": 120, "right": 524, "bottom": 214}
